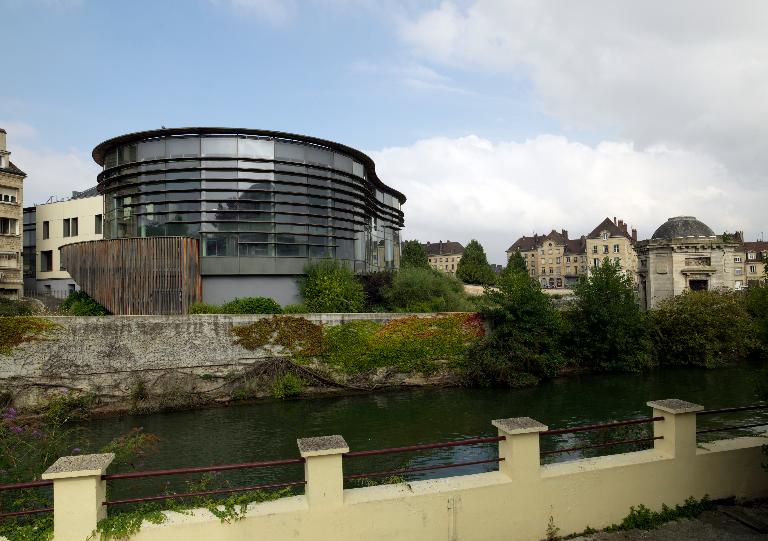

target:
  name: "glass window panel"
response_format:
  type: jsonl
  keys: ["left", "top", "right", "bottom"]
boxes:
{"left": 237, "top": 212, "right": 271, "bottom": 222}
{"left": 201, "top": 137, "right": 237, "bottom": 157}
{"left": 308, "top": 197, "right": 329, "bottom": 207}
{"left": 167, "top": 202, "right": 200, "bottom": 213}
{"left": 238, "top": 190, "right": 273, "bottom": 201}
{"left": 165, "top": 181, "right": 200, "bottom": 191}
{"left": 237, "top": 201, "right": 272, "bottom": 211}
{"left": 238, "top": 138, "right": 274, "bottom": 159}
{"left": 275, "top": 194, "right": 308, "bottom": 204}
{"left": 203, "top": 170, "right": 237, "bottom": 180}
{"left": 276, "top": 224, "right": 307, "bottom": 234}
{"left": 276, "top": 244, "right": 307, "bottom": 257}
{"left": 307, "top": 177, "right": 329, "bottom": 188}
{"left": 306, "top": 146, "right": 333, "bottom": 166}
{"left": 167, "top": 223, "right": 200, "bottom": 236}
{"left": 138, "top": 140, "right": 166, "bottom": 161}
{"left": 273, "top": 182, "right": 307, "bottom": 194}
{"left": 165, "top": 191, "right": 201, "bottom": 201}
{"left": 202, "top": 160, "right": 237, "bottom": 169}
{"left": 309, "top": 245, "right": 333, "bottom": 258}
{"left": 337, "top": 238, "right": 354, "bottom": 259}
{"left": 238, "top": 233, "right": 273, "bottom": 243}
{"left": 275, "top": 204, "right": 308, "bottom": 214}
{"left": 275, "top": 141, "right": 306, "bottom": 162}
{"left": 118, "top": 144, "right": 138, "bottom": 165}
{"left": 167, "top": 137, "right": 200, "bottom": 158}
{"left": 204, "top": 191, "right": 238, "bottom": 200}
{"left": 308, "top": 226, "right": 329, "bottom": 236}
{"left": 201, "top": 222, "right": 238, "bottom": 232}
{"left": 203, "top": 211, "right": 238, "bottom": 221}
{"left": 309, "top": 216, "right": 329, "bottom": 226}
{"left": 307, "top": 235, "right": 330, "bottom": 245}
{"left": 203, "top": 180, "right": 239, "bottom": 190}
{"left": 165, "top": 171, "right": 200, "bottom": 180}
{"left": 333, "top": 153, "right": 354, "bottom": 173}
{"left": 238, "top": 171, "right": 273, "bottom": 181}
{"left": 239, "top": 222, "right": 273, "bottom": 232}
{"left": 352, "top": 161, "right": 364, "bottom": 178}
{"left": 239, "top": 243, "right": 274, "bottom": 257}
{"left": 238, "top": 161, "right": 274, "bottom": 171}
{"left": 202, "top": 234, "right": 236, "bottom": 256}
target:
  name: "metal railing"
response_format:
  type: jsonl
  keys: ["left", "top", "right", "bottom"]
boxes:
{"left": 696, "top": 404, "right": 768, "bottom": 435}
{"left": 0, "top": 479, "right": 53, "bottom": 519}
{"left": 101, "top": 457, "right": 306, "bottom": 507}
{"left": 342, "top": 436, "right": 505, "bottom": 481}
{"left": 540, "top": 416, "right": 664, "bottom": 457}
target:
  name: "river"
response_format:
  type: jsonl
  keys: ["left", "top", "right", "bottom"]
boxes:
{"left": 79, "top": 366, "right": 766, "bottom": 499}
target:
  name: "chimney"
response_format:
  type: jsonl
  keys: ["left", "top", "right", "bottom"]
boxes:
{"left": 631, "top": 228, "right": 638, "bottom": 243}
{"left": 561, "top": 229, "right": 568, "bottom": 239}
{"left": 0, "top": 128, "right": 8, "bottom": 169}
{"left": 613, "top": 216, "right": 617, "bottom": 225}
{"left": 0, "top": 128, "right": 6, "bottom": 152}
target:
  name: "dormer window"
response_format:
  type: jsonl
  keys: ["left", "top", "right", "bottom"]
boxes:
{"left": 601, "top": 232, "right": 609, "bottom": 240}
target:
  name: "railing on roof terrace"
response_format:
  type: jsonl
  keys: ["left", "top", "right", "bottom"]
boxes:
{"left": 2, "top": 398, "right": 768, "bottom": 540}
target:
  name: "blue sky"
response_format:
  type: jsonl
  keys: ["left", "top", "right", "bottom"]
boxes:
{"left": 2, "top": 0, "right": 766, "bottom": 262}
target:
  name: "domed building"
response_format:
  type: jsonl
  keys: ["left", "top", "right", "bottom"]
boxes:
{"left": 636, "top": 216, "right": 739, "bottom": 309}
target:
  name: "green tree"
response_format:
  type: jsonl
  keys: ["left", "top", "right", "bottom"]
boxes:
{"left": 465, "top": 269, "right": 564, "bottom": 387}
{"left": 650, "top": 290, "right": 758, "bottom": 367}
{"left": 569, "top": 259, "right": 650, "bottom": 371}
{"left": 400, "top": 240, "right": 430, "bottom": 269}
{"left": 501, "top": 251, "right": 528, "bottom": 278}
{"left": 456, "top": 239, "right": 496, "bottom": 285}
{"left": 383, "top": 268, "right": 470, "bottom": 312}
{"left": 299, "top": 260, "right": 365, "bottom": 313}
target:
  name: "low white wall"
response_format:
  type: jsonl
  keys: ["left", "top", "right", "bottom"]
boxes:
{"left": 36, "top": 400, "right": 768, "bottom": 541}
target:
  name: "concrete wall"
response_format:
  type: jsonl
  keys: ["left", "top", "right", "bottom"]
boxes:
{"left": 0, "top": 313, "right": 461, "bottom": 407}
{"left": 30, "top": 400, "right": 768, "bottom": 541}
{"left": 202, "top": 275, "right": 301, "bottom": 306}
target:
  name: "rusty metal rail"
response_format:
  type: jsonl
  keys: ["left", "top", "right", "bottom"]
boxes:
{"left": 343, "top": 458, "right": 503, "bottom": 481}
{"left": 541, "top": 436, "right": 662, "bottom": 456}
{"left": 103, "top": 480, "right": 306, "bottom": 507}
{"left": 697, "top": 404, "right": 768, "bottom": 416}
{"left": 0, "top": 507, "right": 53, "bottom": 519}
{"left": 697, "top": 422, "right": 768, "bottom": 435}
{"left": 343, "top": 436, "right": 505, "bottom": 459}
{"left": 102, "top": 457, "right": 305, "bottom": 481}
{"left": 0, "top": 480, "right": 53, "bottom": 491}
{"left": 541, "top": 416, "right": 663, "bottom": 437}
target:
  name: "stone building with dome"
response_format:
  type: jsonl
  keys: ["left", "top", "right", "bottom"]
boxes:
{"left": 636, "top": 216, "right": 739, "bottom": 309}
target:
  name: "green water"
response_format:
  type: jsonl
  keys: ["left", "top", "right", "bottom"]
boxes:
{"left": 82, "top": 367, "right": 766, "bottom": 497}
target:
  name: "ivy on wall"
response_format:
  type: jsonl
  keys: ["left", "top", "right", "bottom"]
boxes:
{"left": 0, "top": 317, "right": 58, "bottom": 355}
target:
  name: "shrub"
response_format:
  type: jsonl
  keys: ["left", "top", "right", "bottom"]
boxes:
{"left": 466, "top": 268, "right": 564, "bottom": 387}
{"left": 322, "top": 314, "right": 484, "bottom": 374}
{"left": 745, "top": 284, "right": 768, "bottom": 360}
{"left": 455, "top": 239, "right": 496, "bottom": 285}
{"left": 358, "top": 271, "right": 394, "bottom": 311}
{"left": 283, "top": 303, "right": 308, "bottom": 314}
{"left": 270, "top": 372, "right": 305, "bottom": 399}
{"left": 0, "top": 317, "right": 58, "bottom": 355}
{"left": 0, "top": 298, "right": 36, "bottom": 316}
{"left": 59, "top": 291, "right": 110, "bottom": 316}
{"left": 384, "top": 268, "right": 471, "bottom": 313}
{"left": 188, "top": 302, "right": 221, "bottom": 314}
{"left": 568, "top": 259, "right": 650, "bottom": 372}
{"left": 299, "top": 260, "right": 365, "bottom": 313}
{"left": 649, "top": 290, "right": 757, "bottom": 368}
{"left": 400, "top": 240, "right": 430, "bottom": 269}
{"left": 220, "top": 297, "right": 282, "bottom": 314}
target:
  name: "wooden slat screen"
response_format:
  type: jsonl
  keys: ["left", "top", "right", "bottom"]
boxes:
{"left": 60, "top": 237, "right": 202, "bottom": 315}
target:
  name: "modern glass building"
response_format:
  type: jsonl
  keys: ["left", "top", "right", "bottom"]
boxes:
{"left": 92, "top": 128, "right": 405, "bottom": 304}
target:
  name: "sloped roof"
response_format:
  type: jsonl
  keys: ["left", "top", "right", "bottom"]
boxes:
{"left": 565, "top": 237, "right": 586, "bottom": 255}
{"left": 587, "top": 217, "right": 632, "bottom": 241}
{"left": 0, "top": 160, "right": 26, "bottom": 178}
{"left": 744, "top": 242, "right": 768, "bottom": 260}
{"left": 651, "top": 216, "right": 714, "bottom": 240}
{"left": 422, "top": 241, "right": 464, "bottom": 256}
{"left": 507, "top": 234, "right": 540, "bottom": 252}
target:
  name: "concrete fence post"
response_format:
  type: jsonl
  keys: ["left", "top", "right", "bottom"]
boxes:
{"left": 647, "top": 399, "right": 703, "bottom": 458}
{"left": 297, "top": 435, "right": 349, "bottom": 510}
{"left": 41, "top": 453, "right": 115, "bottom": 541}
{"left": 492, "top": 417, "right": 548, "bottom": 482}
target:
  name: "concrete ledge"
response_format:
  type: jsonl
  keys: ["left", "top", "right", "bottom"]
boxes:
{"left": 492, "top": 417, "right": 548, "bottom": 434}
{"left": 647, "top": 399, "right": 703, "bottom": 414}
{"left": 297, "top": 435, "right": 349, "bottom": 457}
{"left": 42, "top": 453, "right": 114, "bottom": 480}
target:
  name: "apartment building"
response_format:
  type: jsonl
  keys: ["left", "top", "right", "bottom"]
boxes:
{"left": 729, "top": 232, "right": 767, "bottom": 289}
{"left": 506, "top": 230, "right": 587, "bottom": 288}
{"left": 585, "top": 217, "right": 639, "bottom": 282}
{"left": 422, "top": 240, "right": 464, "bottom": 275}
{"left": 0, "top": 129, "right": 26, "bottom": 298}
{"left": 25, "top": 187, "right": 103, "bottom": 295}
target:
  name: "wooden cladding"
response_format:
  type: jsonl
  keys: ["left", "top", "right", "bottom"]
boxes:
{"left": 60, "top": 237, "right": 202, "bottom": 315}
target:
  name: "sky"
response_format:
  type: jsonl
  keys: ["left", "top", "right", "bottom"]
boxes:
{"left": 1, "top": 0, "right": 767, "bottom": 263}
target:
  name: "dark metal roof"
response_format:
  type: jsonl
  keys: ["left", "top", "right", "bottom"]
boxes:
{"left": 587, "top": 217, "right": 633, "bottom": 242}
{"left": 71, "top": 185, "right": 100, "bottom": 199}
{"left": 0, "top": 161, "right": 26, "bottom": 177}
{"left": 91, "top": 127, "right": 405, "bottom": 203}
{"left": 651, "top": 216, "right": 715, "bottom": 240}
{"left": 422, "top": 241, "right": 464, "bottom": 256}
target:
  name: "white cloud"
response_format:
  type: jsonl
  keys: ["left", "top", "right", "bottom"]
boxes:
{"left": 370, "top": 134, "right": 764, "bottom": 264}
{"left": 208, "top": 0, "right": 296, "bottom": 23}
{"left": 9, "top": 145, "right": 99, "bottom": 206}
{"left": 349, "top": 61, "right": 472, "bottom": 95}
{"left": 399, "top": 1, "right": 768, "bottom": 179}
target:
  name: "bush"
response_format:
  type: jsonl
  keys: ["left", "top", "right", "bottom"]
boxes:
{"left": 358, "top": 271, "right": 394, "bottom": 311}
{"left": 220, "top": 297, "right": 282, "bottom": 314}
{"left": 299, "top": 260, "right": 365, "bottom": 313}
{"left": 568, "top": 259, "right": 650, "bottom": 372}
{"left": 321, "top": 314, "right": 484, "bottom": 374}
{"left": 384, "top": 268, "right": 471, "bottom": 312}
{"left": 0, "top": 298, "right": 36, "bottom": 316}
{"left": 466, "top": 268, "right": 564, "bottom": 387}
{"left": 270, "top": 372, "right": 305, "bottom": 399}
{"left": 745, "top": 284, "right": 768, "bottom": 360}
{"left": 649, "top": 290, "right": 757, "bottom": 368}
{"left": 188, "top": 302, "right": 221, "bottom": 314}
{"left": 283, "top": 303, "right": 308, "bottom": 314}
{"left": 59, "top": 291, "right": 110, "bottom": 316}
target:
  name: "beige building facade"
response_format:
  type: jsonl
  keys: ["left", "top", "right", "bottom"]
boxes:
{"left": 0, "top": 129, "right": 26, "bottom": 298}
{"left": 422, "top": 240, "right": 464, "bottom": 275}
{"left": 30, "top": 189, "right": 103, "bottom": 295}
{"left": 637, "top": 216, "right": 738, "bottom": 310}
{"left": 507, "top": 230, "right": 587, "bottom": 288}
{"left": 585, "top": 217, "right": 638, "bottom": 282}
{"left": 729, "top": 233, "right": 767, "bottom": 290}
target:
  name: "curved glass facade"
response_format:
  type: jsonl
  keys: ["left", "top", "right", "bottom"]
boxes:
{"left": 94, "top": 129, "right": 405, "bottom": 273}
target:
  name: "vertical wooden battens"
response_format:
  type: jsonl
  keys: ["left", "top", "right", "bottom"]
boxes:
{"left": 60, "top": 237, "right": 202, "bottom": 315}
